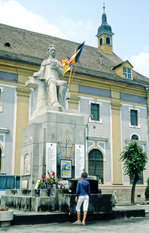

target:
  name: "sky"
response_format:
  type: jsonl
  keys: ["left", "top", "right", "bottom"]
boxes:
{"left": 0, "top": 0, "right": 149, "bottom": 77}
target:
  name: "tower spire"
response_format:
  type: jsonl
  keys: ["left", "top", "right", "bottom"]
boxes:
{"left": 102, "top": 2, "right": 107, "bottom": 24}
{"left": 103, "top": 2, "right": 105, "bottom": 14}
{"left": 96, "top": 4, "right": 114, "bottom": 53}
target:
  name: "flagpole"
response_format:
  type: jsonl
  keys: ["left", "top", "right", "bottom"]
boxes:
{"left": 69, "top": 62, "right": 78, "bottom": 88}
{"left": 68, "top": 67, "right": 73, "bottom": 89}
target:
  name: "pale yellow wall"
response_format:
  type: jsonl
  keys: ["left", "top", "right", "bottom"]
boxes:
{"left": 111, "top": 102, "right": 122, "bottom": 184}
{"left": 99, "top": 44, "right": 113, "bottom": 54}
{"left": 111, "top": 88, "right": 122, "bottom": 184}
{"left": 14, "top": 87, "right": 30, "bottom": 174}
{"left": 68, "top": 82, "right": 80, "bottom": 110}
{"left": 98, "top": 33, "right": 113, "bottom": 54}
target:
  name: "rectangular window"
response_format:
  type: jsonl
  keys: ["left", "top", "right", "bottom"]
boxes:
{"left": 130, "top": 109, "right": 138, "bottom": 126}
{"left": 123, "top": 67, "right": 131, "bottom": 79}
{"left": 91, "top": 103, "right": 100, "bottom": 121}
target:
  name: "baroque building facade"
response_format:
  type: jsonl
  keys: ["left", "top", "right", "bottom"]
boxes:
{"left": 0, "top": 8, "right": 149, "bottom": 200}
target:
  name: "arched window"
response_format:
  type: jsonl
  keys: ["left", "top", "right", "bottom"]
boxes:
{"left": 88, "top": 149, "right": 104, "bottom": 183}
{"left": 106, "top": 37, "right": 110, "bottom": 45}
{"left": 131, "top": 134, "right": 139, "bottom": 141}
{"left": 99, "top": 38, "right": 103, "bottom": 46}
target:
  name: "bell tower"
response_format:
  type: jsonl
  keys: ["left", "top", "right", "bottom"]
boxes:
{"left": 96, "top": 4, "right": 114, "bottom": 54}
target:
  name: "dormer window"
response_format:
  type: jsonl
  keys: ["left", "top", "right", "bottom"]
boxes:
{"left": 123, "top": 67, "right": 131, "bottom": 79}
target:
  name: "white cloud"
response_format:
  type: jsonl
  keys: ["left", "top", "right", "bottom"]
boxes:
{"left": 0, "top": 0, "right": 97, "bottom": 47}
{"left": 0, "top": 0, "right": 67, "bottom": 39}
{"left": 130, "top": 52, "right": 149, "bottom": 78}
{"left": 57, "top": 16, "right": 96, "bottom": 45}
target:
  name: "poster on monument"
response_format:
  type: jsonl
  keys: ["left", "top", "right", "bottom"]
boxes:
{"left": 61, "top": 159, "right": 72, "bottom": 178}
{"left": 46, "top": 143, "right": 57, "bottom": 176}
{"left": 75, "top": 144, "right": 84, "bottom": 178}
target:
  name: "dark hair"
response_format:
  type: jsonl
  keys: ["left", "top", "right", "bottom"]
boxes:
{"left": 81, "top": 172, "right": 88, "bottom": 179}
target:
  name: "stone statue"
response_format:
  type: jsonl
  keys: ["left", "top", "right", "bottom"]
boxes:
{"left": 26, "top": 45, "right": 67, "bottom": 117}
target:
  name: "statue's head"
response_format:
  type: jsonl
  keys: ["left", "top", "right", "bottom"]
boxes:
{"left": 47, "top": 45, "right": 56, "bottom": 58}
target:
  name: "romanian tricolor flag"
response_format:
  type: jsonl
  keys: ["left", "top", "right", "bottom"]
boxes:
{"left": 61, "top": 41, "right": 85, "bottom": 73}
{"left": 61, "top": 58, "right": 72, "bottom": 74}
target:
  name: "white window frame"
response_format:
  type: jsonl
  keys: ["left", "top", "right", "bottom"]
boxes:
{"left": 0, "top": 133, "right": 5, "bottom": 157}
{"left": 123, "top": 67, "right": 132, "bottom": 79}
{"left": 0, "top": 87, "right": 4, "bottom": 112}
{"left": 89, "top": 100, "right": 102, "bottom": 123}
{"left": 130, "top": 133, "right": 140, "bottom": 141}
{"left": 129, "top": 107, "right": 140, "bottom": 128}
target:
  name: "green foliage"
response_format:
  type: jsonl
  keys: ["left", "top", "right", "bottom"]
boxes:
{"left": 121, "top": 140, "right": 148, "bottom": 177}
{"left": 145, "top": 178, "right": 149, "bottom": 199}
{"left": 38, "top": 181, "right": 45, "bottom": 188}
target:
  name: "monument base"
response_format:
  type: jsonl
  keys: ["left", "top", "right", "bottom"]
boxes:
{"left": 1, "top": 189, "right": 113, "bottom": 214}
{"left": 1, "top": 188, "right": 58, "bottom": 212}
{"left": 21, "top": 111, "right": 85, "bottom": 190}
{"left": 58, "top": 192, "right": 113, "bottom": 214}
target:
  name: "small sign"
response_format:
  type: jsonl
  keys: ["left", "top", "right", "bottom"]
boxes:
{"left": 46, "top": 143, "right": 57, "bottom": 176}
{"left": 75, "top": 144, "right": 84, "bottom": 178}
{"left": 61, "top": 159, "right": 72, "bottom": 178}
{"left": 21, "top": 179, "right": 28, "bottom": 189}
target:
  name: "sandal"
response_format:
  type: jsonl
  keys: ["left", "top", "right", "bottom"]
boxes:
{"left": 73, "top": 221, "right": 81, "bottom": 225}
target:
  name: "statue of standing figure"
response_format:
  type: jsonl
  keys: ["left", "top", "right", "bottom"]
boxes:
{"left": 26, "top": 45, "right": 67, "bottom": 117}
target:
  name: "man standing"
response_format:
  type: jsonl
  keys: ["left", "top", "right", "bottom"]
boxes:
{"left": 74, "top": 172, "right": 90, "bottom": 225}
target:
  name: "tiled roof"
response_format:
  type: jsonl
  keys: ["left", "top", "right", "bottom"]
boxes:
{"left": 0, "top": 23, "right": 149, "bottom": 87}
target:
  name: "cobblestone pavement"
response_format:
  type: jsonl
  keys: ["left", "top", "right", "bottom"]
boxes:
{"left": 1, "top": 217, "right": 149, "bottom": 233}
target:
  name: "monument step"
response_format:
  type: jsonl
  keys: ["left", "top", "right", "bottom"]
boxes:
{"left": 12, "top": 208, "right": 145, "bottom": 225}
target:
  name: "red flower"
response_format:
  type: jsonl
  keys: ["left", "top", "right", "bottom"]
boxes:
{"left": 42, "top": 176, "right": 45, "bottom": 180}
{"left": 52, "top": 171, "right": 55, "bottom": 176}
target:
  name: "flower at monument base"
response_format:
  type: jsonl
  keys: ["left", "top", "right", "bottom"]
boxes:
{"left": 46, "top": 171, "right": 57, "bottom": 184}
{"left": 52, "top": 171, "right": 55, "bottom": 176}
{"left": 42, "top": 176, "right": 45, "bottom": 180}
{"left": 38, "top": 171, "right": 57, "bottom": 189}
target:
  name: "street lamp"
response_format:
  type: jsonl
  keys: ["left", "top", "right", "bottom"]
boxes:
{"left": 84, "top": 115, "right": 96, "bottom": 171}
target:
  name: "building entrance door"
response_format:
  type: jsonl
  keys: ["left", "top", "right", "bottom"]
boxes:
{"left": 88, "top": 149, "right": 104, "bottom": 183}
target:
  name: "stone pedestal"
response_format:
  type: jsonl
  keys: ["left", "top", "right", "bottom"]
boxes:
{"left": 0, "top": 210, "right": 14, "bottom": 227}
{"left": 58, "top": 193, "right": 113, "bottom": 214}
{"left": 20, "top": 111, "right": 84, "bottom": 189}
{"left": 1, "top": 188, "right": 58, "bottom": 212}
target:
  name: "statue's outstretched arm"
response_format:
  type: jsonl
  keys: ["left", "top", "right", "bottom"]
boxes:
{"left": 33, "top": 65, "right": 45, "bottom": 79}
{"left": 58, "top": 67, "right": 64, "bottom": 77}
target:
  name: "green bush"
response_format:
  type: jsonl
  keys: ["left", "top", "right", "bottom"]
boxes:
{"left": 145, "top": 178, "right": 149, "bottom": 200}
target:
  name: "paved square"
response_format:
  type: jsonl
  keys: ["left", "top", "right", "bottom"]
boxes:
{"left": 1, "top": 217, "right": 149, "bottom": 233}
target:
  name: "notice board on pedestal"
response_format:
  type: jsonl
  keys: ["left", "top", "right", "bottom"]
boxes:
{"left": 75, "top": 144, "right": 84, "bottom": 178}
{"left": 46, "top": 143, "right": 57, "bottom": 176}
